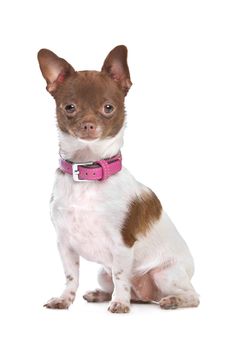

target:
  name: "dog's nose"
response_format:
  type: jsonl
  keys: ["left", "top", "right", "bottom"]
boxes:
{"left": 81, "top": 122, "right": 96, "bottom": 132}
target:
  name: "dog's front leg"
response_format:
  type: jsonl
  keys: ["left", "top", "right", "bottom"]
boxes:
{"left": 108, "top": 247, "right": 133, "bottom": 313}
{"left": 44, "top": 240, "right": 79, "bottom": 309}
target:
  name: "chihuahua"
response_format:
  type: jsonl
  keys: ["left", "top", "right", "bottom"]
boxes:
{"left": 38, "top": 45, "right": 199, "bottom": 313}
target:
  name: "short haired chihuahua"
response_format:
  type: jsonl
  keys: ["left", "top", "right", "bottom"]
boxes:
{"left": 38, "top": 45, "right": 199, "bottom": 313}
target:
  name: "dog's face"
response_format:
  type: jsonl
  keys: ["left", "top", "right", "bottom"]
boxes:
{"left": 38, "top": 46, "right": 132, "bottom": 141}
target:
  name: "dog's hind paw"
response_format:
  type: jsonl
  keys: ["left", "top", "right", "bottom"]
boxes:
{"left": 159, "top": 296, "right": 181, "bottom": 309}
{"left": 83, "top": 289, "right": 111, "bottom": 302}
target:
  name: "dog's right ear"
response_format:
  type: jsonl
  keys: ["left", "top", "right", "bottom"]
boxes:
{"left": 37, "top": 49, "right": 75, "bottom": 94}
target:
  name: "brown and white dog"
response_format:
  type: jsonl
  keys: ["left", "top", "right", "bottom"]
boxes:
{"left": 38, "top": 45, "right": 199, "bottom": 313}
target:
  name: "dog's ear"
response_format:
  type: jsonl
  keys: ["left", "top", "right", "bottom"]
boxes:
{"left": 101, "top": 45, "right": 132, "bottom": 95}
{"left": 37, "top": 49, "right": 75, "bottom": 94}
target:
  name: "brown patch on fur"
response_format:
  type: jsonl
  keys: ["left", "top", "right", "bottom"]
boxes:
{"left": 121, "top": 189, "right": 162, "bottom": 247}
{"left": 70, "top": 291, "right": 76, "bottom": 296}
{"left": 66, "top": 275, "right": 74, "bottom": 282}
{"left": 114, "top": 270, "right": 123, "bottom": 280}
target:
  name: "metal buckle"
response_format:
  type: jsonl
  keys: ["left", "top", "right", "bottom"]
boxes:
{"left": 72, "top": 161, "right": 94, "bottom": 182}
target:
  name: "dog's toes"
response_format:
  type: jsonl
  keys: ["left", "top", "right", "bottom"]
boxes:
{"left": 44, "top": 297, "right": 70, "bottom": 309}
{"left": 159, "top": 296, "right": 181, "bottom": 310}
{"left": 83, "top": 289, "right": 111, "bottom": 302}
{"left": 108, "top": 301, "right": 130, "bottom": 313}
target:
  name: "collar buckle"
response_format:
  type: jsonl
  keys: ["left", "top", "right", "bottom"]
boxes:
{"left": 72, "top": 161, "right": 94, "bottom": 182}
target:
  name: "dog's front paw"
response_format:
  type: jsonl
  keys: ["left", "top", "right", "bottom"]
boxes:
{"left": 108, "top": 301, "right": 130, "bottom": 314}
{"left": 44, "top": 297, "right": 70, "bottom": 309}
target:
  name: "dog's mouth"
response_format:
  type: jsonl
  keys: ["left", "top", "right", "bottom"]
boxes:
{"left": 76, "top": 129, "right": 102, "bottom": 141}
{"left": 78, "top": 135, "right": 100, "bottom": 141}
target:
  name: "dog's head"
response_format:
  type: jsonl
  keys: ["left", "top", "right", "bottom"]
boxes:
{"left": 38, "top": 46, "right": 132, "bottom": 142}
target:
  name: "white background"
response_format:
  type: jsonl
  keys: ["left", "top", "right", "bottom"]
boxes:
{"left": 0, "top": 0, "right": 232, "bottom": 349}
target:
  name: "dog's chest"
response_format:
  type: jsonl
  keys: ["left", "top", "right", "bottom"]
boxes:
{"left": 51, "top": 172, "right": 126, "bottom": 266}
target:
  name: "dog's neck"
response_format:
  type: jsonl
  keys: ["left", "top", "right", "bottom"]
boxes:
{"left": 58, "top": 125, "right": 125, "bottom": 163}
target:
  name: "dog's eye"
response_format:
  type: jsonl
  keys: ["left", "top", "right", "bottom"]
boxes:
{"left": 104, "top": 104, "right": 114, "bottom": 114}
{"left": 65, "top": 104, "right": 76, "bottom": 113}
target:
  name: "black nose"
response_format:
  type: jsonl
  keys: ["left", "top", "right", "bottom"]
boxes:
{"left": 81, "top": 122, "right": 96, "bottom": 132}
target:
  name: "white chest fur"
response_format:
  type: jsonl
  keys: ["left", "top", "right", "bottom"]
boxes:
{"left": 50, "top": 168, "right": 142, "bottom": 268}
{"left": 50, "top": 130, "right": 193, "bottom": 277}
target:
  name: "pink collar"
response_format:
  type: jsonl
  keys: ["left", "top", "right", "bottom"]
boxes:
{"left": 59, "top": 153, "right": 122, "bottom": 182}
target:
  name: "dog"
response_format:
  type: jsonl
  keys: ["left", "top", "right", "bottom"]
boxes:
{"left": 38, "top": 45, "right": 199, "bottom": 313}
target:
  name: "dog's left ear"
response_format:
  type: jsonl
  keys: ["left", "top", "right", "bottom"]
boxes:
{"left": 101, "top": 45, "right": 132, "bottom": 95}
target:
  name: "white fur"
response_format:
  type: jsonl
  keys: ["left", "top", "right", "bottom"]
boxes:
{"left": 46, "top": 125, "right": 199, "bottom": 311}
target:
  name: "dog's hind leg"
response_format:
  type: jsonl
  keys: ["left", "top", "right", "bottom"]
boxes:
{"left": 150, "top": 264, "right": 200, "bottom": 309}
{"left": 83, "top": 267, "right": 113, "bottom": 302}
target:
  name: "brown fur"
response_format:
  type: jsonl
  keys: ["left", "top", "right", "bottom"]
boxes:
{"left": 54, "top": 71, "right": 125, "bottom": 139}
{"left": 121, "top": 190, "right": 162, "bottom": 247}
{"left": 37, "top": 46, "right": 131, "bottom": 141}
